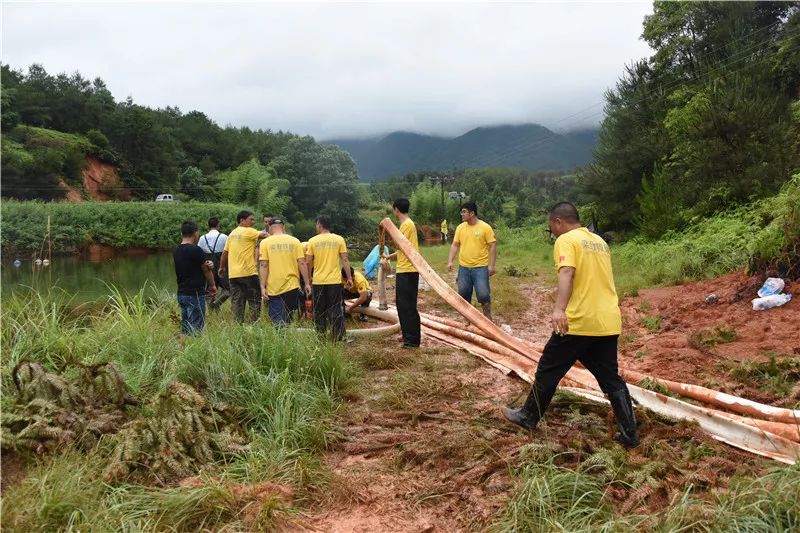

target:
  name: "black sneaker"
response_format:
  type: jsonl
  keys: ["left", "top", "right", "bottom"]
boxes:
{"left": 402, "top": 342, "right": 420, "bottom": 349}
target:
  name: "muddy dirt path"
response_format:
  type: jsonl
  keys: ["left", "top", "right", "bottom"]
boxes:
{"left": 289, "top": 274, "right": 779, "bottom": 532}
{"left": 290, "top": 277, "right": 546, "bottom": 532}
{"left": 294, "top": 342, "right": 528, "bottom": 532}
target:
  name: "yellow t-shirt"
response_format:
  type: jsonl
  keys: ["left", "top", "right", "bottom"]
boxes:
{"left": 397, "top": 218, "right": 418, "bottom": 274}
{"left": 553, "top": 227, "right": 621, "bottom": 336}
{"left": 308, "top": 233, "right": 347, "bottom": 285}
{"left": 454, "top": 220, "right": 496, "bottom": 267}
{"left": 224, "top": 226, "right": 261, "bottom": 278}
{"left": 344, "top": 271, "right": 371, "bottom": 293}
{"left": 259, "top": 234, "right": 305, "bottom": 296}
{"left": 440, "top": 220, "right": 448, "bottom": 235}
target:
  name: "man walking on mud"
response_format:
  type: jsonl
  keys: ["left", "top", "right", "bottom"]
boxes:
{"left": 447, "top": 202, "right": 497, "bottom": 321}
{"left": 218, "top": 210, "right": 268, "bottom": 324}
{"left": 501, "top": 202, "right": 639, "bottom": 448}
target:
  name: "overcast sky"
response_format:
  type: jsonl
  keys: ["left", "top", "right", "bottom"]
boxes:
{"left": 2, "top": 1, "right": 653, "bottom": 139}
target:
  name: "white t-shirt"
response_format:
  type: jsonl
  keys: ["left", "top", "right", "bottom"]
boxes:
{"left": 199, "top": 229, "right": 227, "bottom": 254}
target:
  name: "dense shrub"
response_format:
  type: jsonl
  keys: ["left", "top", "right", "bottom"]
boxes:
{"left": 0, "top": 201, "right": 247, "bottom": 253}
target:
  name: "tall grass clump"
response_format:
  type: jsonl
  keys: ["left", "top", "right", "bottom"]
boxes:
{"left": 493, "top": 452, "right": 799, "bottom": 532}
{"left": 492, "top": 456, "right": 633, "bottom": 532}
{"left": 1, "top": 286, "right": 355, "bottom": 531}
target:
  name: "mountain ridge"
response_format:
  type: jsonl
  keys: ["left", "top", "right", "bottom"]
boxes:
{"left": 325, "top": 124, "right": 598, "bottom": 181}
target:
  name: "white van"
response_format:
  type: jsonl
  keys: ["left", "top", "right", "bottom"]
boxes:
{"left": 155, "top": 194, "right": 175, "bottom": 202}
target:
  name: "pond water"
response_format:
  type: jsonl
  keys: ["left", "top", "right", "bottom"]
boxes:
{"left": 1, "top": 253, "right": 176, "bottom": 302}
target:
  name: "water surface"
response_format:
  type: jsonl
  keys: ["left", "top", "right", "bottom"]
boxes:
{"left": 2, "top": 253, "right": 175, "bottom": 302}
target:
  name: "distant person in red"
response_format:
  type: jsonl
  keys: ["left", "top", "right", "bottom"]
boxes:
{"left": 174, "top": 220, "right": 216, "bottom": 336}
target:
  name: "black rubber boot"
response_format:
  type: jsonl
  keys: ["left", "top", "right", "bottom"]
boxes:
{"left": 608, "top": 388, "right": 640, "bottom": 448}
{"left": 500, "top": 383, "right": 550, "bottom": 431}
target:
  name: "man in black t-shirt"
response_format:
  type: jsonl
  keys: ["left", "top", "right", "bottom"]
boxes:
{"left": 174, "top": 220, "right": 216, "bottom": 336}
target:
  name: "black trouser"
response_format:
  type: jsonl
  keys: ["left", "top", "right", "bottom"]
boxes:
{"left": 526, "top": 334, "right": 627, "bottom": 420}
{"left": 342, "top": 289, "right": 373, "bottom": 308}
{"left": 230, "top": 275, "right": 261, "bottom": 324}
{"left": 396, "top": 272, "right": 421, "bottom": 346}
{"left": 313, "top": 284, "right": 345, "bottom": 340}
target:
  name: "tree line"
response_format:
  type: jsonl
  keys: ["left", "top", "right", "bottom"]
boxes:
{"left": 580, "top": 1, "right": 800, "bottom": 237}
{"left": 0, "top": 64, "right": 361, "bottom": 232}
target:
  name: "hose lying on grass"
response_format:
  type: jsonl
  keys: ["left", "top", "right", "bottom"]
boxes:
{"left": 377, "top": 218, "right": 800, "bottom": 464}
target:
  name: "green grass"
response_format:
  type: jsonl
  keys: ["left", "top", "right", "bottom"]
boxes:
{"left": 1, "top": 287, "right": 355, "bottom": 531}
{"left": 688, "top": 326, "right": 738, "bottom": 350}
{"left": 418, "top": 227, "right": 554, "bottom": 317}
{"left": 728, "top": 355, "right": 800, "bottom": 399}
{"left": 492, "top": 452, "right": 800, "bottom": 532}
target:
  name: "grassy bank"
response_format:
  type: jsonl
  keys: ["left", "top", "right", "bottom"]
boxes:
{"left": 612, "top": 173, "right": 800, "bottom": 294}
{"left": 1, "top": 289, "right": 355, "bottom": 531}
{"left": 0, "top": 201, "right": 247, "bottom": 253}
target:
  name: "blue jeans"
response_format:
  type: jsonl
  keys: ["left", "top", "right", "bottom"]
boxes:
{"left": 178, "top": 294, "right": 206, "bottom": 335}
{"left": 457, "top": 266, "right": 491, "bottom": 304}
{"left": 268, "top": 289, "right": 301, "bottom": 326}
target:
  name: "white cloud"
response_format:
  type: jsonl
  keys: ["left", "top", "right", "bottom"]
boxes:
{"left": 2, "top": 1, "right": 653, "bottom": 138}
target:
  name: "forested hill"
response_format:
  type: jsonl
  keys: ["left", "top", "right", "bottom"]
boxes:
{"left": 326, "top": 124, "right": 598, "bottom": 181}
{"left": 0, "top": 63, "right": 363, "bottom": 232}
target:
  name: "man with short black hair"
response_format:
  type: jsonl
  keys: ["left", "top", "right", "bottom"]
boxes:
{"left": 199, "top": 217, "right": 229, "bottom": 310}
{"left": 500, "top": 201, "right": 639, "bottom": 449}
{"left": 259, "top": 217, "right": 311, "bottom": 326}
{"left": 383, "top": 198, "right": 421, "bottom": 347}
{"left": 219, "top": 210, "right": 268, "bottom": 324}
{"left": 306, "top": 215, "right": 353, "bottom": 340}
{"left": 447, "top": 201, "right": 497, "bottom": 321}
{"left": 174, "top": 220, "right": 216, "bottom": 336}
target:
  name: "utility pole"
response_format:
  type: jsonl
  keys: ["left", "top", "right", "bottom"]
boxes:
{"left": 431, "top": 175, "right": 455, "bottom": 220}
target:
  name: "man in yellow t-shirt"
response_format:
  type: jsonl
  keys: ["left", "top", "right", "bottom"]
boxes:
{"left": 383, "top": 198, "right": 421, "bottom": 348}
{"left": 501, "top": 202, "right": 638, "bottom": 449}
{"left": 219, "top": 210, "right": 268, "bottom": 324}
{"left": 306, "top": 214, "right": 353, "bottom": 340}
{"left": 342, "top": 267, "right": 372, "bottom": 320}
{"left": 258, "top": 218, "right": 311, "bottom": 326}
{"left": 447, "top": 202, "right": 497, "bottom": 320}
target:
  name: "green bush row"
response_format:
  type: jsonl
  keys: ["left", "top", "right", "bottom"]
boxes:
{"left": 0, "top": 200, "right": 250, "bottom": 253}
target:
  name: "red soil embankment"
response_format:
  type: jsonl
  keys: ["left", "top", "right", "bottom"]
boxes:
{"left": 619, "top": 271, "right": 799, "bottom": 403}
{"left": 59, "top": 156, "right": 129, "bottom": 202}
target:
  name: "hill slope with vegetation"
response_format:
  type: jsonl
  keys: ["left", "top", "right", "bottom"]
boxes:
{"left": 0, "top": 64, "right": 362, "bottom": 232}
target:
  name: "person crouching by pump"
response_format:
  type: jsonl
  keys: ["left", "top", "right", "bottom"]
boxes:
{"left": 342, "top": 266, "right": 372, "bottom": 321}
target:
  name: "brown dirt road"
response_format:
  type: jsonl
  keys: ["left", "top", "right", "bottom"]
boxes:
{"left": 287, "top": 271, "right": 785, "bottom": 531}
